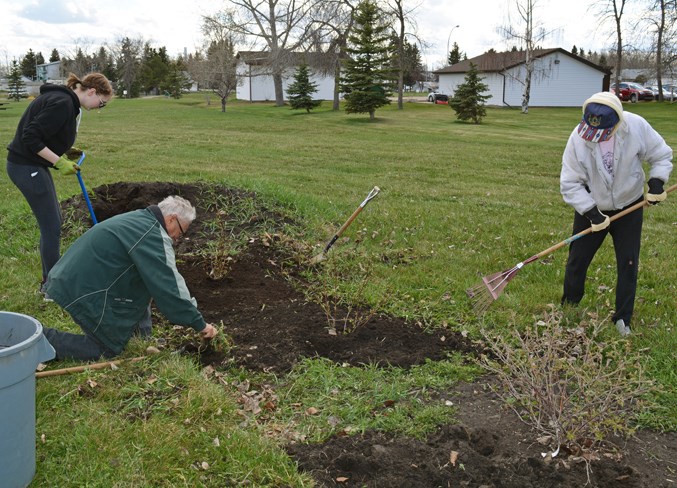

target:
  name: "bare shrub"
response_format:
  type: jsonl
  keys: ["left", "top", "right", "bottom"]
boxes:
{"left": 479, "top": 307, "right": 656, "bottom": 456}
{"left": 305, "top": 256, "right": 385, "bottom": 335}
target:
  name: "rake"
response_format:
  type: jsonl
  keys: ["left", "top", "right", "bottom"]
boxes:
{"left": 467, "top": 183, "right": 677, "bottom": 313}
{"left": 310, "top": 186, "right": 380, "bottom": 264}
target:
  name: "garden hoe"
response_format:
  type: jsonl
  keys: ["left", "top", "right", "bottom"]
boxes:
{"left": 310, "top": 186, "right": 380, "bottom": 264}
{"left": 467, "top": 183, "right": 677, "bottom": 313}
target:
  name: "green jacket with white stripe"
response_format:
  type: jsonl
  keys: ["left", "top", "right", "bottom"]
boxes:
{"left": 46, "top": 206, "right": 206, "bottom": 354}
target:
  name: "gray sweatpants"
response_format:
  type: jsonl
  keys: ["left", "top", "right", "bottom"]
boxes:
{"left": 6, "top": 160, "right": 62, "bottom": 281}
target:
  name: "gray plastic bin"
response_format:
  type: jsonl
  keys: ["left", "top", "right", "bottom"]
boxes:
{"left": 0, "top": 312, "right": 55, "bottom": 488}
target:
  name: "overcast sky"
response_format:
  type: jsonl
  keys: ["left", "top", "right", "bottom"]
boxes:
{"left": 0, "top": 0, "right": 621, "bottom": 70}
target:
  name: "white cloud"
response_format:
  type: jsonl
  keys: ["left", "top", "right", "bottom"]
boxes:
{"left": 0, "top": 0, "right": 618, "bottom": 66}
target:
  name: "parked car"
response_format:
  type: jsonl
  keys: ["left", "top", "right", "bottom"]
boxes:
{"left": 646, "top": 84, "right": 676, "bottom": 101}
{"left": 610, "top": 82, "right": 654, "bottom": 103}
{"left": 427, "top": 92, "right": 449, "bottom": 103}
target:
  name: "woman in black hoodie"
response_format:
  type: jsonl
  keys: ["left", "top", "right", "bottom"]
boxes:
{"left": 6, "top": 72, "right": 113, "bottom": 296}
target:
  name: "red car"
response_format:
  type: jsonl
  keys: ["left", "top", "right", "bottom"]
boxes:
{"left": 610, "top": 82, "right": 654, "bottom": 103}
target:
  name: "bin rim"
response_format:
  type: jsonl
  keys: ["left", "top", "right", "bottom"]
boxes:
{"left": 0, "top": 311, "right": 45, "bottom": 359}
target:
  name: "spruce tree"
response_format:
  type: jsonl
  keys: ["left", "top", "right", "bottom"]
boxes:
{"left": 7, "top": 60, "right": 26, "bottom": 101}
{"left": 339, "top": 0, "right": 393, "bottom": 120}
{"left": 286, "top": 64, "right": 322, "bottom": 113}
{"left": 448, "top": 62, "right": 490, "bottom": 124}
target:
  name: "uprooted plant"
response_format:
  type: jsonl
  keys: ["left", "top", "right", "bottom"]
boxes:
{"left": 479, "top": 307, "right": 656, "bottom": 459}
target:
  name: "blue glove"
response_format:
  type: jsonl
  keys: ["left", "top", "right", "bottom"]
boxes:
{"left": 646, "top": 178, "right": 667, "bottom": 205}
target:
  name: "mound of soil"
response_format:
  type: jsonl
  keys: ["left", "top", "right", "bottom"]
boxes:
{"left": 62, "top": 181, "right": 677, "bottom": 488}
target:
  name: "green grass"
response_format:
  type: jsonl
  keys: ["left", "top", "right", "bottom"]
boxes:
{"left": 1, "top": 94, "right": 675, "bottom": 485}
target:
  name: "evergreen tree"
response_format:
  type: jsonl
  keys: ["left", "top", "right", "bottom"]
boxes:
{"left": 7, "top": 60, "right": 26, "bottom": 101}
{"left": 448, "top": 62, "right": 490, "bottom": 124}
{"left": 448, "top": 42, "right": 463, "bottom": 65}
{"left": 161, "top": 59, "right": 191, "bottom": 99}
{"left": 339, "top": 0, "right": 393, "bottom": 120}
{"left": 286, "top": 63, "right": 322, "bottom": 113}
{"left": 20, "top": 49, "right": 38, "bottom": 79}
{"left": 49, "top": 49, "right": 60, "bottom": 62}
{"left": 389, "top": 36, "right": 424, "bottom": 88}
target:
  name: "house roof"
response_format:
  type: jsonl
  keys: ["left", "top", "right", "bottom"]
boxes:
{"left": 236, "top": 51, "right": 337, "bottom": 67}
{"left": 434, "top": 48, "right": 610, "bottom": 75}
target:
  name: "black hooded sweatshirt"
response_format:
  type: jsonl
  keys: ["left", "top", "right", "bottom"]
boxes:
{"left": 6, "top": 84, "right": 81, "bottom": 167}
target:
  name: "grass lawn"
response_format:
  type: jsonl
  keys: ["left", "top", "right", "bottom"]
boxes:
{"left": 1, "top": 93, "right": 675, "bottom": 486}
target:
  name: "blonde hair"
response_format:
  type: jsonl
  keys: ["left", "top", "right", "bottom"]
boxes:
{"left": 66, "top": 72, "right": 113, "bottom": 96}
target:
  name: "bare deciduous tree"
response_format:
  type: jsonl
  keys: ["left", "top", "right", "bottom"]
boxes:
{"left": 593, "top": 0, "right": 628, "bottom": 94}
{"left": 204, "top": 0, "right": 324, "bottom": 107}
{"left": 384, "top": 0, "right": 424, "bottom": 110}
{"left": 307, "top": 0, "right": 358, "bottom": 110}
{"left": 499, "top": 0, "right": 548, "bottom": 114}
{"left": 197, "top": 20, "right": 241, "bottom": 112}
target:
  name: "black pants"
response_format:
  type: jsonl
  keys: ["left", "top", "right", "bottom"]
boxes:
{"left": 6, "top": 160, "right": 62, "bottom": 282}
{"left": 562, "top": 198, "right": 643, "bottom": 327}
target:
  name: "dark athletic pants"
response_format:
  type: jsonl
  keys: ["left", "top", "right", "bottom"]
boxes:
{"left": 6, "top": 160, "right": 62, "bottom": 282}
{"left": 561, "top": 198, "right": 644, "bottom": 327}
{"left": 42, "top": 305, "right": 152, "bottom": 361}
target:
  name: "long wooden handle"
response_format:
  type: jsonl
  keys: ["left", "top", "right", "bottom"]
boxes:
{"left": 36, "top": 356, "right": 146, "bottom": 378}
{"left": 322, "top": 187, "right": 380, "bottom": 253}
{"left": 529, "top": 183, "right": 677, "bottom": 263}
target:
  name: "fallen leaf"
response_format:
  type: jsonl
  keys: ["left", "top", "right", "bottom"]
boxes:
{"left": 306, "top": 407, "right": 319, "bottom": 415}
{"left": 212, "top": 437, "right": 220, "bottom": 447}
{"left": 145, "top": 375, "right": 158, "bottom": 385}
{"left": 87, "top": 379, "right": 98, "bottom": 388}
{"left": 336, "top": 477, "right": 349, "bottom": 483}
{"left": 450, "top": 450, "right": 459, "bottom": 466}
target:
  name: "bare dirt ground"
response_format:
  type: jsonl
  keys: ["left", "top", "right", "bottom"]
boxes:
{"left": 63, "top": 181, "right": 677, "bottom": 488}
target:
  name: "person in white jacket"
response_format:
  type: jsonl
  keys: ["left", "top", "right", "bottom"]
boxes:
{"left": 560, "top": 91, "right": 672, "bottom": 336}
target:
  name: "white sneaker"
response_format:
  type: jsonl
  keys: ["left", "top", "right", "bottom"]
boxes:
{"left": 615, "top": 319, "right": 631, "bottom": 337}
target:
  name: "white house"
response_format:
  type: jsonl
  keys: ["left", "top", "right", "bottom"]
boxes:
{"left": 236, "top": 51, "right": 336, "bottom": 102}
{"left": 434, "top": 48, "right": 611, "bottom": 107}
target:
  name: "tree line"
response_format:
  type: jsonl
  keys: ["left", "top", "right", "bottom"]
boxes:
{"left": 3, "top": 0, "right": 676, "bottom": 111}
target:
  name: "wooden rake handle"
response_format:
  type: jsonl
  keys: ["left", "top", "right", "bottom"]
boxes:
{"left": 528, "top": 183, "right": 677, "bottom": 264}
{"left": 36, "top": 356, "right": 146, "bottom": 378}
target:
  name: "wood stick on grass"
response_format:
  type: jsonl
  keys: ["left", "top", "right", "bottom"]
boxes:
{"left": 36, "top": 356, "right": 146, "bottom": 378}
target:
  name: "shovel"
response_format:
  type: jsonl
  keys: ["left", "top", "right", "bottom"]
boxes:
{"left": 74, "top": 152, "right": 98, "bottom": 225}
{"left": 310, "top": 186, "right": 380, "bottom": 264}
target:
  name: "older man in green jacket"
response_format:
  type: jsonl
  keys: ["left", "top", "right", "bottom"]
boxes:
{"left": 43, "top": 195, "right": 218, "bottom": 360}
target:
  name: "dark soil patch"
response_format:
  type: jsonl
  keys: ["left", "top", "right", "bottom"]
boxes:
{"left": 63, "top": 181, "right": 677, "bottom": 488}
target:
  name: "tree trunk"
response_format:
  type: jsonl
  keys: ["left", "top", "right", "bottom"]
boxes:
{"left": 273, "top": 73, "right": 285, "bottom": 107}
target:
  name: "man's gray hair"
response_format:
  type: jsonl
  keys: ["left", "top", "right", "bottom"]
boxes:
{"left": 158, "top": 195, "right": 196, "bottom": 223}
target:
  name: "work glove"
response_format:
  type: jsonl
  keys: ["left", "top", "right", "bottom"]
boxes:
{"left": 646, "top": 177, "right": 667, "bottom": 205}
{"left": 64, "top": 147, "right": 83, "bottom": 160}
{"left": 53, "top": 155, "right": 81, "bottom": 175}
{"left": 584, "top": 206, "right": 610, "bottom": 232}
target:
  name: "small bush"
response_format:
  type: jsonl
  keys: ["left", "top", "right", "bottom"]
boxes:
{"left": 479, "top": 307, "right": 656, "bottom": 455}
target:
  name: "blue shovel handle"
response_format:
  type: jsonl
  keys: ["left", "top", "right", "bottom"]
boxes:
{"left": 74, "top": 152, "right": 98, "bottom": 225}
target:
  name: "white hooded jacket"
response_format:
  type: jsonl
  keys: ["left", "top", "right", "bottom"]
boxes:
{"left": 560, "top": 111, "right": 672, "bottom": 214}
